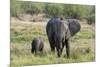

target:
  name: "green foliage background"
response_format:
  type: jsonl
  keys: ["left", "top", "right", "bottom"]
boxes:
{"left": 11, "top": 0, "right": 95, "bottom": 24}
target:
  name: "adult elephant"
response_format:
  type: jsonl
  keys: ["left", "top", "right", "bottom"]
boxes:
{"left": 46, "top": 18, "right": 81, "bottom": 57}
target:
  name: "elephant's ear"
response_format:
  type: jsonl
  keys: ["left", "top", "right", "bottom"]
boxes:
{"left": 67, "top": 19, "right": 81, "bottom": 36}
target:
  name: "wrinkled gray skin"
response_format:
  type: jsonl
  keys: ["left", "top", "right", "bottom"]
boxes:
{"left": 31, "top": 38, "right": 44, "bottom": 54}
{"left": 66, "top": 19, "right": 81, "bottom": 36}
{"left": 46, "top": 18, "right": 81, "bottom": 57}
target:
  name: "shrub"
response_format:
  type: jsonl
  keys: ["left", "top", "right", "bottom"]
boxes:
{"left": 63, "top": 5, "right": 88, "bottom": 19}
{"left": 86, "top": 6, "right": 95, "bottom": 24}
{"left": 20, "top": 2, "right": 45, "bottom": 15}
{"left": 44, "top": 4, "right": 64, "bottom": 17}
{"left": 11, "top": 0, "right": 45, "bottom": 16}
{"left": 10, "top": 0, "right": 22, "bottom": 17}
{"left": 86, "top": 14, "right": 95, "bottom": 24}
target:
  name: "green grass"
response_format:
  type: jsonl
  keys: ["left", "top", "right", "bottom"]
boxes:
{"left": 11, "top": 22, "right": 48, "bottom": 43}
{"left": 10, "top": 20, "right": 95, "bottom": 67}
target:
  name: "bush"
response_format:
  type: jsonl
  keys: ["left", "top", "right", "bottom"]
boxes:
{"left": 44, "top": 4, "right": 64, "bottom": 17}
{"left": 10, "top": 0, "right": 22, "bottom": 17}
{"left": 20, "top": 2, "right": 45, "bottom": 15}
{"left": 63, "top": 5, "right": 88, "bottom": 19}
{"left": 86, "top": 6, "right": 95, "bottom": 24}
{"left": 86, "top": 14, "right": 95, "bottom": 24}
{"left": 11, "top": 0, "right": 45, "bottom": 16}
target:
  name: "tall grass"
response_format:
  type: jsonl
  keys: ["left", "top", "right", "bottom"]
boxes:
{"left": 10, "top": 20, "right": 95, "bottom": 67}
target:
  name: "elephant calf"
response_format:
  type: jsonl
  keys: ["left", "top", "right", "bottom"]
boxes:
{"left": 31, "top": 38, "right": 44, "bottom": 55}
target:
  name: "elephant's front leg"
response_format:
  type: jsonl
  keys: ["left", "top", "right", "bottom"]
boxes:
{"left": 61, "top": 42, "right": 65, "bottom": 55}
{"left": 65, "top": 39, "right": 70, "bottom": 58}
